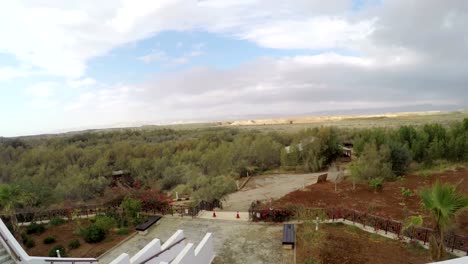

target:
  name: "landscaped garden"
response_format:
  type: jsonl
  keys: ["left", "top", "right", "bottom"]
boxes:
{"left": 16, "top": 196, "right": 150, "bottom": 258}
{"left": 274, "top": 167, "right": 468, "bottom": 235}
{"left": 297, "top": 222, "right": 432, "bottom": 264}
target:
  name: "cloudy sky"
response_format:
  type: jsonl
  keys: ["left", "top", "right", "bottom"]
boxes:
{"left": 1, "top": 0, "right": 467, "bottom": 136}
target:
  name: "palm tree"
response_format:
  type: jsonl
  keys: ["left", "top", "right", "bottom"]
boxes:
{"left": 0, "top": 184, "right": 33, "bottom": 233}
{"left": 419, "top": 181, "right": 468, "bottom": 260}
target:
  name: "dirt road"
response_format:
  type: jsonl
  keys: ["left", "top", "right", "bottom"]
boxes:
{"left": 222, "top": 173, "right": 321, "bottom": 211}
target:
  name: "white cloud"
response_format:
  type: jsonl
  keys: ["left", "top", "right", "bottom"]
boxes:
{"left": 67, "top": 77, "right": 97, "bottom": 88}
{"left": 240, "top": 17, "right": 377, "bottom": 50}
{"left": 25, "top": 82, "right": 57, "bottom": 98}
{"left": 0, "top": 1, "right": 363, "bottom": 78}
{"left": 0, "top": 66, "right": 28, "bottom": 81}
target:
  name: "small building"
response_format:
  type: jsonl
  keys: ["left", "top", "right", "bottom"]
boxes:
{"left": 109, "top": 170, "right": 135, "bottom": 187}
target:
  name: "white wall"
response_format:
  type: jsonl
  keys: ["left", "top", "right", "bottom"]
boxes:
{"left": 170, "top": 233, "right": 214, "bottom": 264}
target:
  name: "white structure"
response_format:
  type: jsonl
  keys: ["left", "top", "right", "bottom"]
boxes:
{"left": 110, "top": 230, "right": 214, "bottom": 264}
{"left": 0, "top": 219, "right": 214, "bottom": 264}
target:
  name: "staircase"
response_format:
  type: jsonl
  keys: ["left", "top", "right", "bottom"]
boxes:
{"left": 0, "top": 243, "right": 14, "bottom": 264}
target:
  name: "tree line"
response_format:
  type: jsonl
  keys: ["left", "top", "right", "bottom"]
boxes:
{"left": 0, "top": 118, "right": 467, "bottom": 209}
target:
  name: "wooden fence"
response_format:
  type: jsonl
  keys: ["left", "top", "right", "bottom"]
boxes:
{"left": 0, "top": 199, "right": 222, "bottom": 225}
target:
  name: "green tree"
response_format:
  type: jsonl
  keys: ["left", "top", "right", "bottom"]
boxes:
{"left": 419, "top": 182, "right": 468, "bottom": 260}
{"left": 121, "top": 196, "right": 142, "bottom": 220}
{"left": 388, "top": 142, "right": 411, "bottom": 176}
{"left": 0, "top": 184, "right": 33, "bottom": 232}
{"left": 349, "top": 142, "right": 393, "bottom": 189}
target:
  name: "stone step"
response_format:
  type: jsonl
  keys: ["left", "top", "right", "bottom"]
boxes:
{"left": 0, "top": 254, "right": 11, "bottom": 263}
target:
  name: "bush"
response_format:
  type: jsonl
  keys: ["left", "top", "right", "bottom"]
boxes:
{"left": 49, "top": 244, "right": 66, "bottom": 257}
{"left": 25, "top": 238, "right": 35, "bottom": 248}
{"left": 43, "top": 237, "right": 56, "bottom": 244}
{"left": 400, "top": 187, "right": 413, "bottom": 198}
{"left": 253, "top": 208, "right": 294, "bottom": 222}
{"left": 21, "top": 232, "right": 28, "bottom": 243}
{"left": 369, "top": 177, "right": 384, "bottom": 192}
{"left": 49, "top": 217, "right": 66, "bottom": 226}
{"left": 94, "top": 215, "right": 117, "bottom": 233}
{"left": 26, "top": 223, "right": 46, "bottom": 234}
{"left": 81, "top": 224, "right": 106, "bottom": 243}
{"left": 68, "top": 239, "right": 81, "bottom": 249}
{"left": 116, "top": 228, "right": 129, "bottom": 235}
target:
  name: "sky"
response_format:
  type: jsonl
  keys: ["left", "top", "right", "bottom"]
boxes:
{"left": 1, "top": 0, "right": 468, "bottom": 137}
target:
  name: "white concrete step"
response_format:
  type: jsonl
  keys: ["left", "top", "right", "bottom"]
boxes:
{"left": 0, "top": 253, "right": 12, "bottom": 263}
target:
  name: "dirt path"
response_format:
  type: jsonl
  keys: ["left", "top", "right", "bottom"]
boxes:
{"left": 99, "top": 216, "right": 292, "bottom": 264}
{"left": 222, "top": 173, "right": 321, "bottom": 211}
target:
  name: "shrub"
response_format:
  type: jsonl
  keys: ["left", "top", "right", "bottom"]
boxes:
{"left": 49, "top": 217, "right": 66, "bottom": 226}
{"left": 68, "top": 239, "right": 81, "bottom": 249}
{"left": 49, "top": 244, "right": 66, "bottom": 257}
{"left": 368, "top": 177, "right": 384, "bottom": 193}
{"left": 116, "top": 228, "right": 129, "bottom": 235}
{"left": 121, "top": 196, "right": 142, "bottom": 219}
{"left": 94, "top": 215, "right": 117, "bottom": 233}
{"left": 81, "top": 224, "right": 106, "bottom": 243}
{"left": 400, "top": 187, "right": 413, "bottom": 198}
{"left": 21, "top": 232, "right": 29, "bottom": 243}
{"left": 256, "top": 208, "right": 294, "bottom": 222}
{"left": 43, "top": 237, "right": 56, "bottom": 244}
{"left": 26, "top": 223, "right": 46, "bottom": 234}
{"left": 25, "top": 238, "right": 35, "bottom": 248}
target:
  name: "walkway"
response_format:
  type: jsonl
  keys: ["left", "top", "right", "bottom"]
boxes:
{"left": 197, "top": 211, "right": 249, "bottom": 221}
{"left": 222, "top": 172, "right": 321, "bottom": 211}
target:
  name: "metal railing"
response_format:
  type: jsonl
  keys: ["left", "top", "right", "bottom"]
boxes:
{"left": 44, "top": 258, "right": 98, "bottom": 264}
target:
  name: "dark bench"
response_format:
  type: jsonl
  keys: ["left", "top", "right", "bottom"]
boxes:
{"left": 282, "top": 224, "right": 295, "bottom": 249}
{"left": 136, "top": 216, "right": 162, "bottom": 233}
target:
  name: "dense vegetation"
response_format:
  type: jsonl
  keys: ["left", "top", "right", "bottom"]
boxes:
{"left": 0, "top": 118, "right": 467, "bottom": 209}
{"left": 350, "top": 119, "right": 468, "bottom": 186}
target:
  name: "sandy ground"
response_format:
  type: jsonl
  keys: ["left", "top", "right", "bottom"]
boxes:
{"left": 99, "top": 216, "right": 292, "bottom": 264}
{"left": 222, "top": 173, "right": 321, "bottom": 211}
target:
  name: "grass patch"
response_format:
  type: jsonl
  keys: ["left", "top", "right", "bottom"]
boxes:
{"left": 116, "top": 228, "right": 129, "bottom": 235}
{"left": 48, "top": 217, "right": 66, "bottom": 227}
{"left": 415, "top": 161, "right": 466, "bottom": 177}
{"left": 345, "top": 225, "right": 361, "bottom": 234}
{"left": 405, "top": 241, "right": 427, "bottom": 254}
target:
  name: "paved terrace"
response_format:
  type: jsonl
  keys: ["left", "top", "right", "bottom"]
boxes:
{"left": 99, "top": 217, "right": 292, "bottom": 264}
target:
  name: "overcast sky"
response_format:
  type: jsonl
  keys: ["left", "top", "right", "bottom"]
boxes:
{"left": 1, "top": 0, "right": 467, "bottom": 136}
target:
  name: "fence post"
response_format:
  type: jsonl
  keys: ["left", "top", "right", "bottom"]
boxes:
{"left": 451, "top": 236, "right": 456, "bottom": 252}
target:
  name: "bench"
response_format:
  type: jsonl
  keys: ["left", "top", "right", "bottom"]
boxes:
{"left": 135, "top": 216, "right": 162, "bottom": 234}
{"left": 282, "top": 224, "right": 295, "bottom": 249}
